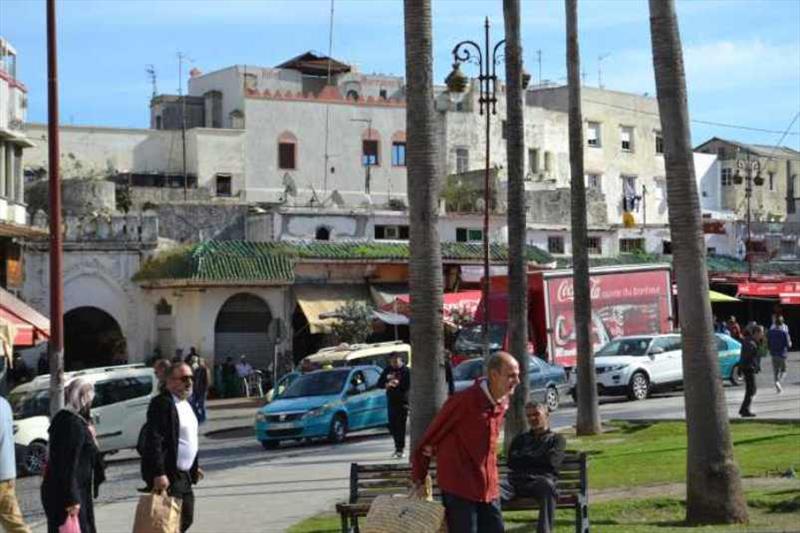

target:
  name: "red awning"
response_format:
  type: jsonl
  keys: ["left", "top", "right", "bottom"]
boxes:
{"left": 780, "top": 293, "right": 800, "bottom": 306}
{"left": 737, "top": 281, "right": 800, "bottom": 299}
{"left": 0, "top": 288, "right": 50, "bottom": 346}
{"left": 382, "top": 291, "right": 483, "bottom": 324}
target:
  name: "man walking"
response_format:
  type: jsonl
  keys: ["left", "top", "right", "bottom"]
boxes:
{"left": 377, "top": 352, "right": 410, "bottom": 458}
{"left": 739, "top": 325, "right": 763, "bottom": 417}
{"left": 142, "top": 363, "right": 202, "bottom": 532}
{"left": 501, "top": 402, "right": 566, "bottom": 533}
{"left": 0, "top": 395, "right": 30, "bottom": 533}
{"left": 411, "top": 352, "right": 520, "bottom": 533}
{"left": 767, "top": 316, "right": 791, "bottom": 393}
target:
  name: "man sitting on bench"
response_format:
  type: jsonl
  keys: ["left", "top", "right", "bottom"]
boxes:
{"left": 501, "top": 401, "right": 566, "bottom": 533}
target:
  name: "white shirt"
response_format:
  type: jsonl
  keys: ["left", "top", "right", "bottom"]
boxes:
{"left": 236, "top": 362, "right": 253, "bottom": 378}
{"left": 172, "top": 394, "right": 199, "bottom": 471}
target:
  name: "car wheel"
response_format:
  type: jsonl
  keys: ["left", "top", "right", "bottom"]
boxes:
{"left": 22, "top": 441, "right": 48, "bottom": 475}
{"left": 329, "top": 414, "right": 347, "bottom": 444}
{"left": 628, "top": 372, "right": 650, "bottom": 401}
{"left": 545, "top": 386, "right": 560, "bottom": 412}
{"left": 261, "top": 440, "right": 279, "bottom": 450}
{"left": 730, "top": 364, "right": 744, "bottom": 386}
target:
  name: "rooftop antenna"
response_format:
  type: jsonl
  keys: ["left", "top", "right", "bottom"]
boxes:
{"left": 146, "top": 64, "right": 158, "bottom": 97}
{"left": 177, "top": 51, "right": 193, "bottom": 201}
{"left": 536, "top": 49, "right": 542, "bottom": 86}
{"left": 323, "top": 0, "right": 336, "bottom": 194}
{"left": 597, "top": 53, "right": 610, "bottom": 89}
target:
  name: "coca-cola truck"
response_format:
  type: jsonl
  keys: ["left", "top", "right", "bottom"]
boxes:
{"left": 452, "top": 264, "right": 674, "bottom": 370}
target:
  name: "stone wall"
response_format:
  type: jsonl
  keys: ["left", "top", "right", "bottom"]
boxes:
{"left": 526, "top": 188, "right": 608, "bottom": 226}
{"left": 152, "top": 203, "right": 249, "bottom": 242}
{"left": 25, "top": 178, "right": 117, "bottom": 215}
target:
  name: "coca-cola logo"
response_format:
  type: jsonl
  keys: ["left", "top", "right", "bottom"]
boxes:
{"left": 556, "top": 279, "right": 601, "bottom": 302}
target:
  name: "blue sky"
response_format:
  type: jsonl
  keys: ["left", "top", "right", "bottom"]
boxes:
{"left": 2, "top": 0, "right": 799, "bottom": 150}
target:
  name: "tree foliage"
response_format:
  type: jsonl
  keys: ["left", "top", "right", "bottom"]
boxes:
{"left": 330, "top": 301, "right": 375, "bottom": 345}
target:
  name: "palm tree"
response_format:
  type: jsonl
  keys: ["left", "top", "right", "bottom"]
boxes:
{"left": 503, "top": 0, "right": 530, "bottom": 448}
{"left": 403, "top": 0, "right": 447, "bottom": 453}
{"left": 566, "top": 0, "right": 601, "bottom": 435}
{"left": 648, "top": 0, "right": 748, "bottom": 524}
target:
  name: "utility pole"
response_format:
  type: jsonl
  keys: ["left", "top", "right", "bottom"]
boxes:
{"left": 536, "top": 49, "right": 542, "bottom": 85}
{"left": 46, "top": 0, "right": 65, "bottom": 416}
{"left": 597, "top": 53, "right": 610, "bottom": 88}
{"left": 178, "top": 52, "right": 188, "bottom": 201}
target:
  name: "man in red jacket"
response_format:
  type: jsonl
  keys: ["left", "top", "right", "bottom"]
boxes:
{"left": 411, "top": 351, "right": 521, "bottom": 533}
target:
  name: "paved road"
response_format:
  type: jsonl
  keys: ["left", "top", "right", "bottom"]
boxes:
{"left": 16, "top": 353, "right": 799, "bottom": 532}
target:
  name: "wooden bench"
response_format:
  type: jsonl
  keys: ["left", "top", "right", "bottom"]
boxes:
{"left": 336, "top": 451, "right": 588, "bottom": 533}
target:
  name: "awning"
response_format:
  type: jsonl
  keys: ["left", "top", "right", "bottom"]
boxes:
{"left": 0, "top": 287, "right": 50, "bottom": 347}
{"left": 369, "top": 284, "right": 408, "bottom": 308}
{"left": 710, "top": 290, "right": 740, "bottom": 303}
{"left": 780, "top": 293, "right": 800, "bottom": 305}
{"left": 294, "top": 284, "right": 371, "bottom": 334}
{"left": 737, "top": 281, "right": 800, "bottom": 299}
{"left": 372, "top": 310, "right": 409, "bottom": 326}
{"left": 380, "top": 290, "right": 483, "bottom": 326}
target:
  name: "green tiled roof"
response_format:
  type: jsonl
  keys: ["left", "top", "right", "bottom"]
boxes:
{"left": 556, "top": 253, "right": 800, "bottom": 276}
{"left": 134, "top": 240, "right": 553, "bottom": 284}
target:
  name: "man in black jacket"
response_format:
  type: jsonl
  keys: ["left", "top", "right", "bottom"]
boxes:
{"left": 501, "top": 402, "right": 566, "bottom": 533}
{"left": 739, "top": 324, "right": 763, "bottom": 417}
{"left": 377, "top": 352, "right": 410, "bottom": 458}
{"left": 142, "top": 363, "right": 201, "bottom": 532}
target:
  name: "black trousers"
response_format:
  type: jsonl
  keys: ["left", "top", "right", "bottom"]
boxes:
{"left": 387, "top": 402, "right": 408, "bottom": 453}
{"left": 441, "top": 491, "right": 504, "bottom": 533}
{"left": 168, "top": 471, "right": 195, "bottom": 532}
{"left": 501, "top": 477, "right": 557, "bottom": 533}
{"left": 740, "top": 369, "right": 757, "bottom": 414}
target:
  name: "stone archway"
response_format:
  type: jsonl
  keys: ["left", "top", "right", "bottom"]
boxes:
{"left": 64, "top": 307, "right": 126, "bottom": 370}
{"left": 214, "top": 293, "right": 273, "bottom": 371}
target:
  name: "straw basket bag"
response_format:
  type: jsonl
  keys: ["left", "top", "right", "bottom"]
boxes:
{"left": 362, "top": 475, "right": 446, "bottom": 533}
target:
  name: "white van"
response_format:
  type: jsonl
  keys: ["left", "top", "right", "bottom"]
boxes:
{"left": 9, "top": 364, "right": 158, "bottom": 474}
{"left": 301, "top": 341, "right": 412, "bottom": 370}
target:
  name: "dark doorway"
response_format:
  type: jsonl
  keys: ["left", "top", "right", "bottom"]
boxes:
{"left": 214, "top": 293, "right": 272, "bottom": 371}
{"left": 64, "top": 307, "right": 126, "bottom": 370}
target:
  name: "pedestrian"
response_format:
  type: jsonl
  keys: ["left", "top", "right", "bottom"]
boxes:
{"left": 222, "top": 356, "right": 237, "bottom": 398}
{"left": 154, "top": 359, "right": 171, "bottom": 392}
{"left": 767, "top": 316, "right": 791, "bottom": 394}
{"left": 141, "top": 363, "right": 202, "bottom": 532}
{"left": 190, "top": 356, "right": 209, "bottom": 423}
{"left": 377, "top": 352, "right": 411, "bottom": 458}
{"left": 9, "top": 354, "right": 31, "bottom": 389}
{"left": 41, "top": 378, "right": 105, "bottom": 533}
{"left": 443, "top": 350, "right": 455, "bottom": 397}
{"left": 235, "top": 355, "right": 254, "bottom": 397}
{"left": 0, "top": 394, "right": 30, "bottom": 533}
{"left": 184, "top": 347, "right": 199, "bottom": 365}
{"left": 738, "top": 324, "right": 763, "bottom": 417}
{"left": 500, "top": 402, "right": 566, "bottom": 533}
{"left": 37, "top": 352, "right": 49, "bottom": 376}
{"left": 146, "top": 347, "right": 163, "bottom": 367}
{"left": 411, "top": 352, "right": 521, "bottom": 533}
{"left": 727, "top": 316, "right": 742, "bottom": 341}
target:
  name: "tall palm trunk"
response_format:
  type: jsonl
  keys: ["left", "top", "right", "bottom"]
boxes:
{"left": 503, "top": 0, "right": 530, "bottom": 449}
{"left": 404, "top": 0, "right": 446, "bottom": 454}
{"left": 566, "top": 0, "right": 601, "bottom": 435}
{"left": 648, "top": 0, "right": 748, "bottom": 524}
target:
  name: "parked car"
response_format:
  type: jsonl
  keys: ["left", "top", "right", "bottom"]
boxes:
{"left": 716, "top": 333, "right": 743, "bottom": 386}
{"left": 10, "top": 364, "right": 157, "bottom": 475}
{"left": 300, "top": 341, "right": 411, "bottom": 370}
{"left": 451, "top": 355, "right": 569, "bottom": 411}
{"left": 254, "top": 366, "right": 388, "bottom": 449}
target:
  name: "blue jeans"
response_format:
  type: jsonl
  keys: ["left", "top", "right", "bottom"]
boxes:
{"left": 441, "top": 491, "right": 504, "bottom": 533}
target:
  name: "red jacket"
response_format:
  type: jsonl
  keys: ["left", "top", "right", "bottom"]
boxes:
{"left": 411, "top": 380, "right": 507, "bottom": 503}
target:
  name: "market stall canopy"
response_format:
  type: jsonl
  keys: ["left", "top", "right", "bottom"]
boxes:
{"left": 709, "top": 290, "right": 740, "bottom": 303}
{"left": 0, "top": 287, "right": 50, "bottom": 348}
{"left": 294, "top": 285, "right": 371, "bottom": 334}
{"left": 381, "top": 290, "right": 483, "bottom": 326}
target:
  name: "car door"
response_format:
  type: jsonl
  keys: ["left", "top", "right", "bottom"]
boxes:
{"left": 644, "top": 337, "right": 675, "bottom": 386}
{"left": 119, "top": 375, "right": 156, "bottom": 449}
{"left": 527, "top": 357, "right": 546, "bottom": 402}
{"left": 361, "top": 368, "right": 387, "bottom": 427}
{"left": 91, "top": 378, "right": 128, "bottom": 451}
{"left": 663, "top": 336, "right": 684, "bottom": 383}
{"left": 343, "top": 370, "right": 370, "bottom": 430}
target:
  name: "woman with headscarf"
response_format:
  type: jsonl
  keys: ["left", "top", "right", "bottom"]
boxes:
{"left": 40, "top": 378, "right": 105, "bottom": 533}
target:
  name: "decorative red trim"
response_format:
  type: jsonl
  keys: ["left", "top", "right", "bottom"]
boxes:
{"left": 0, "top": 69, "right": 28, "bottom": 93}
{"left": 246, "top": 85, "right": 405, "bottom": 108}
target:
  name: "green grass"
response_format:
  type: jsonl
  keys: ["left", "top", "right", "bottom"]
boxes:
{"left": 289, "top": 489, "right": 800, "bottom": 533}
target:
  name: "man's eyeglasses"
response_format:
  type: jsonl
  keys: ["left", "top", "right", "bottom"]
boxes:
{"left": 174, "top": 375, "right": 193, "bottom": 383}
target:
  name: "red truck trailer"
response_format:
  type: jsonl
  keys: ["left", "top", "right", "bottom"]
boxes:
{"left": 453, "top": 264, "right": 674, "bottom": 370}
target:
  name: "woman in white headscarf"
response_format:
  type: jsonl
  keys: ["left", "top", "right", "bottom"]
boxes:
{"left": 40, "top": 378, "right": 105, "bottom": 533}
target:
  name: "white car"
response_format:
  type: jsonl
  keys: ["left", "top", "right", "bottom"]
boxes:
{"left": 10, "top": 364, "right": 158, "bottom": 474}
{"left": 593, "top": 334, "right": 683, "bottom": 401}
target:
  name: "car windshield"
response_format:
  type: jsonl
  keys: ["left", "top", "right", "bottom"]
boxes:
{"left": 452, "top": 359, "right": 484, "bottom": 381}
{"left": 277, "top": 370, "right": 350, "bottom": 399}
{"left": 595, "top": 338, "right": 651, "bottom": 357}
{"left": 9, "top": 389, "right": 50, "bottom": 419}
{"left": 454, "top": 323, "right": 506, "bottom": 355}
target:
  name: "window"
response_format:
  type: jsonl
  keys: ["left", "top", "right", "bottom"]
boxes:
{"left": 587, "top": 122, "right": 601, "bottom": 147}
{"left": 768, "top": 171, "right": 775, "bottom": 191}
{"left": 391, "top": 142, "right": 406, "bottom": 166}
{"left": 362, "top": 140, "right": 379, "bottom": 166}
{"left": 622, "top": 175, "right": 637, "bottom": 199}
{"left": 619, "top": 238, "right": 645, "bottom": 253}
{"left": 586, "top": 173, "right": 602, "bottom": 192}
{"left": 620, "top": 126, "right": 634, "bottom": 152}
{"left": 215, "top": 174, "right": 232, "bottom": 197}
{"left": 315, "top": 227, "right": 330, "bottom": 241}
{"left": 587, "top": 236, "right": 602, "bottom": 255}
{"left": 374, "top": 225, "right": 409, "bottom": 240}
{"left": 278, "top": 142, "right": 296, "bottom": 169}
{"left": 379, "top": 89, "right": 388, "bottom": 100}
{"left": 93, "top": 377, "right": 153, "bottom": 408}
{"left": 346, "top": 89, "right": 359, "bottom": 100}
{"left": 528, "top": 148, "right": 539, "bottom": 174}
{"left": 721, "top": 168, "right": 733, "bottom": 186}
{"left": 547, "top": 236, "right": 565, "bottom": 254}
{"left": 502, "top": 120, "right": 508, "bottom": 140}
{"left": 662, "top": 241, "right": 672, "bottom": 255}
{"left": 717, "top": 147, "right": 727, "bottom": 159}
{"left": 456, "top": 228, "right": 483, "bottom": 243}
{"left": 544, "top": 151, "right": 553, "bottom": 173}
{"left": 155, "top": 116, "right": 162, "bottom": 130}
{"left": 455, "top": 148, "right": 469, "bottom": 174}
{"left": 655, "top": 131, "right": 664, "bottom": 154}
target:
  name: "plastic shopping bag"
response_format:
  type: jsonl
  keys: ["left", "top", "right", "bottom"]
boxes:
{"left": 59, "top": 515, "right": 81, "bottom": 533}
{"left": 132, "top": 491, "right": 182, "bottom": 533}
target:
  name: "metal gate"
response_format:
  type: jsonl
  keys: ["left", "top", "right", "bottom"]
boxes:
{"left": 214, "top": 293, "right": 273, "bottom": 371}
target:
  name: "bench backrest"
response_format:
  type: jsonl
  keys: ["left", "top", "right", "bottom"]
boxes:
{"left": 349, "top": 451, "right": 587, "bottom": 505}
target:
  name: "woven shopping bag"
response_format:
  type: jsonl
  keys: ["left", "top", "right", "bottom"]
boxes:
{"left": 132, "top": 491, "right": 182, "bottom": 533}
{"left": 362, "top": 475, "right": 446, "bottom": 533}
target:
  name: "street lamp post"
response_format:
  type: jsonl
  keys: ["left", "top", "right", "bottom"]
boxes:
{"left": 733, "top": 152, "right": 764, "bottom": 282}
{"left": 445, "top": 18, "right": 504, "bottom": 361}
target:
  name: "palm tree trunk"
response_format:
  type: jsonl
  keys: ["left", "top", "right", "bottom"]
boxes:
{"left": 566, "top": 0, "right": 601, "bottom": 435}
{"left": 403, "top": 0, "right": 446, "bottom": 454}
{"left": 503, "top": 0, "right": 530, "bottom": 449}
{"left": 648, "top": 0, "right": 748, "bottom": 524}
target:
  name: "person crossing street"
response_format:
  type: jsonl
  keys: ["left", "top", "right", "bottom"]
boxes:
{"left": 377, "top": 352, "right": 410, "bottom": 458}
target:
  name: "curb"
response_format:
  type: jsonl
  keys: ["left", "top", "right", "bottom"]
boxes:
{"left": 203, "top": 424, "right": 253, "bottom": 437}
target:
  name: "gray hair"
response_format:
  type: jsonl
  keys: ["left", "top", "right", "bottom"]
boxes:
{"left": 64, "top": 378, "right": 95, "bottom": 413}
{"left": 487, "top": 351, "right": 514, "bottom": 374}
